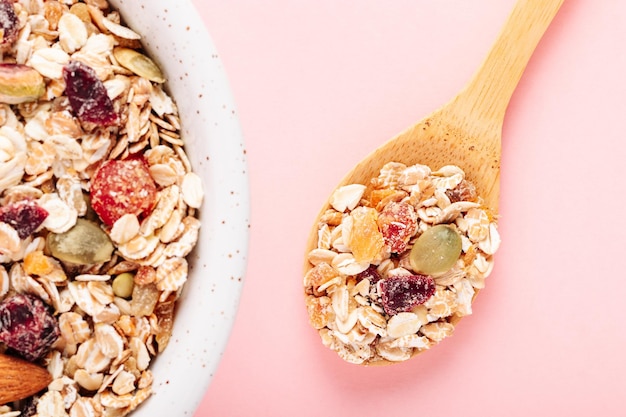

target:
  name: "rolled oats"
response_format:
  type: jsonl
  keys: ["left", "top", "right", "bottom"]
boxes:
{"left": 305, "top": 162, "right": 500, "bottom": 364}
{"left": 0, "top": 0, "right": 202, "bottom": 414}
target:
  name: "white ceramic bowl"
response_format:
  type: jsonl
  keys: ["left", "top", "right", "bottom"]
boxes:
{"left": 108, "top": 0, "right": 249, "bottom": 414}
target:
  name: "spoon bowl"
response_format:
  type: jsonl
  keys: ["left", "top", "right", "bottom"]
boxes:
{"left": 304, "top": 0, "right": 563, "bottom": 364}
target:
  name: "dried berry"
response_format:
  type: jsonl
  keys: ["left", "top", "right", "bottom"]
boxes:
{"left": 0, "top": 0, "right": 19, "bottom": 51}
{"left": 355, "top": 264, "right": 381, "bottom": 284}
{"left": 380, "top": 274, "right": 435, "bottom": 316}
{"left": 446, "top": 179, "right": 477, "bottom": 203}
{"left": 62, "top": 60, "right": 119, "bottom": 126}
{"left": 90, "top": 157, "right": 158, "bottom": 226}
{"left": 0, "top": 200, "right": 49, "bottom": 239}
{"left": 377, "top": 201, "right": 417, "bottom": 253}
{"left": 0, "top": 294, "right": 60, "bottom": 362}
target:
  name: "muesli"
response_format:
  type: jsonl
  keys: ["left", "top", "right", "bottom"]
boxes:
{"left": 0, "top": 0, "right": 202, "bottom": 415}
{"left": 304, "top": 162, "right": 500, "bottom": 364}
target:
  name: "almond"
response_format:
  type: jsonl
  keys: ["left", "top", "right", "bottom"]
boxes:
{"left": 0, "top": 353, "right": 52, "bottom": 404}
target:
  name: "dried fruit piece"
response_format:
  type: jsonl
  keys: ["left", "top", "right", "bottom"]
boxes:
{"left": 0, "top": 0, "right": 18, "bottom": 51}
{"left": 90, "top": 157, "right": 158, "bottom": 226}
{"left": 347, "top": 207, "right": 384, "bottom": 263}
{"left": 23, "top": 250, "right": 55, "bottom": 276}
{"left": 154, "top": 296, "right": 176, "bottom": 352}
{"left": 113, "top": 47, "right": 165, "bottom": 83}
{"left": 62, "top": 60, "right": 119, "bottom": 126}
{"left": 377, "top": 201, "right": 417, "bottom": 253}
{"left": 446, "top": 179, "right": 477, "bottom": 203}
{"left": 46, "top": 218, "right": 114, "bottom": 265}
{"left": 355, "top": 264, "right": 381, "bottom": 284}
{"left": 0, "top": 64, "right": 46, "bottom": 105}
{"left": 409, "top": 225, "right": 462, "bottom": 276}
{"left": 380, "top": 274, "right": 435, "bottom": 316}
{"left": 0, "top": 200, "right": 49, "bottom": 239}
{"left": 0, "top": 293, "right": 60, "bottom": 362}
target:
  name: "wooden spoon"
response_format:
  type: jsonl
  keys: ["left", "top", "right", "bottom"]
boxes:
{"left": 304, "top": 0, "right": 563, "bottom": 362}
{"left": 0, "top": 353, "right": 52, "bottom": 404}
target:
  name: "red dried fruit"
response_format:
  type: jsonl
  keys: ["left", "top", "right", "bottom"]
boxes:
{"left": 355, "top": 264, "right": 381, "bottom": 284}
{"left": 0, "top": 294, "right": 60, "bottom": 362}
{"left": 90, "top": 157, "right": 158, "bottom": 226}
{"left": 446, "top": 179, "right": 477, "bottom": 203}
{"left": 0, "top": 200, "right": 49, "bottom": 239}
{"left": 377, "top": 201, "right": 417, "bottom": 253}
{"left": 62, "top": 60, "right": 119, "bottom": 126}
{"left": 380, "top": 274, "right": 435, "bottom": 316}
{"left": 0, "top": 0, "right": 19, "bottom": 51}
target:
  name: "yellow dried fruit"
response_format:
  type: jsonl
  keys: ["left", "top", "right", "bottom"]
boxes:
{"left": 23, "top": 250, "right": 55, "bottom": 276}
{"left": 348, "top": 207, "right": 384, "bottom": 263}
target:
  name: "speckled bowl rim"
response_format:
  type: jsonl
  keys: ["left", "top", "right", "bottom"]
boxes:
{"left": 108, "top": 0, "right": 249, "bottom": 415}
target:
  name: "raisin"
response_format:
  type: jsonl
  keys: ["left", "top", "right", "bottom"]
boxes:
{"left": 377, "top": 201, "right": 417, "bottom": 253}
{"left": 0, "top": 0, "right": 19, "bottom": 51}
{"left": 380, "top": 274, "right": 435, "bottom": 316}
{"left": 446, "top": 179, "right": 477, "bottom": 203}
{"left": 0, "top": 294, "right": 60, "bottom": 362}
{"left": 89, "top": 157, "right": 157, "bottom": 226}
{"left": 0, "top": 200, "right": 49, "bottom": 239}
{"left": 62, "top": 60, "right": 119, "bottom": 126}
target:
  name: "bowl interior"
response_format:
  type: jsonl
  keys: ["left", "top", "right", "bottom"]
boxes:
{"left": 108, "top": 0, "right": 249, "bottom": 414}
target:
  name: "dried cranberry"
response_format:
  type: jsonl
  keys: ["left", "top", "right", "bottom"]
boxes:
{"left": 355, "top": 265, "right": 381, "bottom": 284}
{"left": 0, "top": 294, "right": 60, "bottom": 362}
{"left": 0, "top": 200, "right": 48, "bottom": 239}
{"left": 0, "top": 0, "right": 19, "bottom": 51}
{"left": 377, "top": 201, "right": 417, "bottom": 253}
{"left": 90, "top": 157, "right": 158, "bottom": 226}
{"left": 380, "top": 274, "right": 435, "bottom": 316}
{"left": 62, "top": 60, "right": 119, "bottom": 126}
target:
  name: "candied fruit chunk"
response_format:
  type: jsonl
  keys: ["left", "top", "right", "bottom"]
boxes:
{"left": 62, "top": 60, "right": 119, "bottom": 126}
{"left": 306, "top": 296, "right": 334, "bottom": 329}
{"left": 47, "top": 218, "right": 114, "bottom": 265}
{"left": 446, "top": 179, "right": 477, "bottom": 203}
{"left": 0, "top": 294, "right": 60, "bottom": 362}
{"left": 154, "top": 296, "right": 176, "bottom": 353}
{"left": 304, "top": 262, "right": 338, "bottom": 295}
{"left": 377, "top": 201, "right": 417, "bottom": 253}
{"left": 347, "top": 207, "right": 384, "bottom": 263}
{"left": 90, "top": 157, "right": 158, "bottom": 226}
{"left": 410, "top": 225, "right": 462, "bottom": 275}
{"left": 380, "top": 274, "right": 435, "bottom": 316}
{"left": 23, "top": 250, "right": 55, "bottom": 276}
{"left": 0, "top": 200, "right": 49, "bottom": 239}
{"left": 0, "top": 0, "right": 18, "bottom": 50}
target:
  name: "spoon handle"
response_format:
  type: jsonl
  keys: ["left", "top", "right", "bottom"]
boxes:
{"left": 452, "top": 0, "right": 564, "bottom": 132}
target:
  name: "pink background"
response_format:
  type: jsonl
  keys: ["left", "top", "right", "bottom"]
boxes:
{"left": 190, "top": 1, "right": 626, "bottom": 416}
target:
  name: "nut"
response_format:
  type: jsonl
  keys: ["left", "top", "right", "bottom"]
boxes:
{"left": 0, "top": 64, "right": 46, "bottom": 104}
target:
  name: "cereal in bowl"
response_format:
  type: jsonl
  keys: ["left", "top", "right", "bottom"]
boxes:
{"left": 0, "top": 0, "right": 202, "bottom": 414}
{"left": 304, "top": 162, "right": 500, "bottom": 365}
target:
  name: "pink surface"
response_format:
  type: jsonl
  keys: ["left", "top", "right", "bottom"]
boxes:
{"left": 191, "top": 1, "right": 626, "bottom": 416}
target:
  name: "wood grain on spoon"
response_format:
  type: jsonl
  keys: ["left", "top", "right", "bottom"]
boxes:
{"left": 0, "top": 353, "right": 52, "bottom": 404}
{"left": 304, "top": 0, "right": 563, "bottom": 363}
